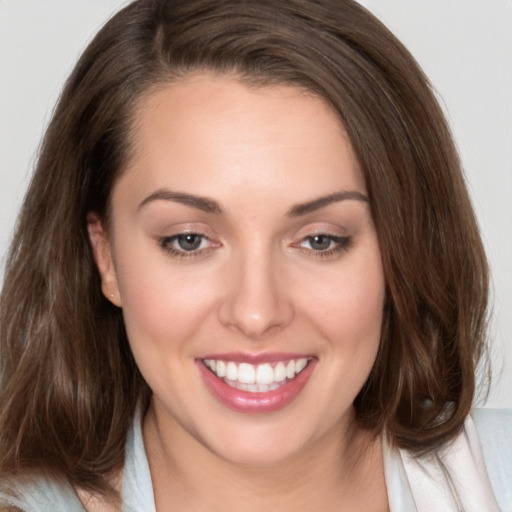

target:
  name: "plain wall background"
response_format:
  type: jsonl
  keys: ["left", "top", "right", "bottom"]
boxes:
{"left": 1, "top": 0, "right": 510, "bottom": 407}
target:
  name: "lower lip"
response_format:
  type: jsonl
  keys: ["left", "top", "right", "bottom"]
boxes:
{"left": 197, "top": 359, "right": 316, "bottom": 414}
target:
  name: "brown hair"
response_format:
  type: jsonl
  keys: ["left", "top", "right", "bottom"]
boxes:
{"left": 0, "top": 0, "right": 489, "bottom": 495}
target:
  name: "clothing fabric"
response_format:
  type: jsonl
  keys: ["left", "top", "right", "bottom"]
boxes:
{"left": 1, "top": 409, "right": 510, "bottom": 512}
{"left": 383, "top": 409, "right": 512, "bottom": 511}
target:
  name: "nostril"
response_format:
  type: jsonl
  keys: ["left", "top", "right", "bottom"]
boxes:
{"left": 216, "top": 255, "right": 295, "bottom": 337}
{"left": 217, "top": 288, "right": 294, "bottom": 338}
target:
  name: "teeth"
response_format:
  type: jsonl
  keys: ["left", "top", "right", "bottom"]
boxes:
{"left": 256, "top": 363, "right": 274, "bottom": 385}
{"left": 238, "top": 363, "right": 256, "bottom": 384}
{"left": 203, "top": 357, "right": 311, "bottom": 392}
{"left": 274, "top": 362, "right": 287, "bottom": 382}
{"left": 226, "top": 362, "right": 238, "bottom": 381}
{"left": 295, "top": 358, "right": 308, "bottom": 373}
{"left": 216, "top": 360, "right": 226, "bottom": 377}
{"left": 286, "top": 360, "right": 295, "bottom": 379}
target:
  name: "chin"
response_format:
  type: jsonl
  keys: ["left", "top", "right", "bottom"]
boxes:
{"left": 210, "top": 434, "right": 307, "bottom": 468}
{"left": 193, "top": 410, "right": 330, "bottom": 469}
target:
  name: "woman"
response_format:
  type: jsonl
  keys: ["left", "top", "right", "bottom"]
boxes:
{"left": 0, "top": 0, "right": 510, "bottom": 510}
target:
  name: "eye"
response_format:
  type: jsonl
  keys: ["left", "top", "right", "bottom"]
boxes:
{"left": 158, "top": 232, "right": 215, "bottom": 258}
{"left": 174, "top": 233, "right": 204, "bottom": 251}
{"left": 296, "top": 234, "right": 352, "bottom": 258}
{"left": 303, "top": 235, "right": 336, "bottom": 251}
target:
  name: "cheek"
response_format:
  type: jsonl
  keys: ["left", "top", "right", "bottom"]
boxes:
{"left": 119, "top": 268, "right": 218, "bottom": 342}
{"left": 300, "top": 248, "right": 385, "bottom": 349}
{"left": 115, "top": 264, "right": 223, "bottom": 405}
{"left": 305, "top": 258, "right": 383, "bottom": 400}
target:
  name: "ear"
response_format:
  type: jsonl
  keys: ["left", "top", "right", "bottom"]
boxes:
{"left": 87, "top": 212, "right": 122, "bottom": 307}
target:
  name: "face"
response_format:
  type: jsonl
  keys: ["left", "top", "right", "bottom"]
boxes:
{"left": 90, "top": 74, "right": 385, "bottom": 466}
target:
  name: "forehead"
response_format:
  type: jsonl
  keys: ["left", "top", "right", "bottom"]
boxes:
{"left": 119, "top": 73, "right": 366, "bottom": 208}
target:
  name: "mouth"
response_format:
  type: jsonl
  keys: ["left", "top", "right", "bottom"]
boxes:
{"left": 203, "top": 357, "right": 311, "bottom": 392}
{"left": 197, "top": 354, "right": 316, "bottom": 413}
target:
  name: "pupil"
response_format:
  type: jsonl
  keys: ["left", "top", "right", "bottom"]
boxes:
{"left": 310, "top": 235, "right": 331, "bottom": 251}
{"left": 178, "top": 234, "right": 201, "bottom": 251}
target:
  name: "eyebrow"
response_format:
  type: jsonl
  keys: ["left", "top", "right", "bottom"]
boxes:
{"left": 138, "top": 188, "right": 368, "bottom": 216}
{"left": 286, "top": 190, "right": 369, "bottom": 217}
{"left": 138, "top": 189, "right": 224, "bottom": 214}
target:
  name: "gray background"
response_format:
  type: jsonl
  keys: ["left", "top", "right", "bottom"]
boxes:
{"left": 1, "top": 0, "right": 510, "bottom": 407}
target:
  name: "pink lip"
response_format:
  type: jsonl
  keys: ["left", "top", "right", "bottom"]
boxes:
{"left": 196, "top": 356, "right": 317, "bottom": 414}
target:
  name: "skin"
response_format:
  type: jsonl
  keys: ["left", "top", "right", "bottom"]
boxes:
{"left": 89, "top": 74, "right": 388, "bottom": 511}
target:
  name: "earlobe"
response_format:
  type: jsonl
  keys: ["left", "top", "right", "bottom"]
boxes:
{"left": 86, "top": 212, "right": 122, "bottom": 307}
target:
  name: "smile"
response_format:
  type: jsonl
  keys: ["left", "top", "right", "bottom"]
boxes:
{"left": 197, "top": 355, "right": 316, "bottom": 413}
{"left": 203, "top": 358, "right": 311, "bottom": 392}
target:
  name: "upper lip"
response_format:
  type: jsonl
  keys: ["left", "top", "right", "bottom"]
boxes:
{"left": 198, "top": 352, "right": 315, "bottom": 364}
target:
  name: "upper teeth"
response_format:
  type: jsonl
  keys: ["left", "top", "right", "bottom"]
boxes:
{"left": 203, "top": 358, "right": 310, "bottom": 386}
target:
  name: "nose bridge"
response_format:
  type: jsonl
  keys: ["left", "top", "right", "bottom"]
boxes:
{"left": 218, "top": 239, "right": 293, "bottom": 338}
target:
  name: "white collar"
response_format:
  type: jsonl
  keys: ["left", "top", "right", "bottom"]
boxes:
{"left": 122, "top": 412, "right": 500, "bottom": 512}
{"left": 383, "top": 415, "right": 500, "bottom": 511}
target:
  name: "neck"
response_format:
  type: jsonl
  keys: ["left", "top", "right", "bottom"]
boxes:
{"left": 143, "top": 404, "right": 388, "bottom": 512}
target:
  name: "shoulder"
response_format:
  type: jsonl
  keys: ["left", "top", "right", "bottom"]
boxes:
{"left": 391, "top": 409, "right": 510, "bottom": 511}
{"left": 471, "top": 408, "right": 512, "bottom": 511}
{"left": 0, "top": 476, "right": 85, "bottom": 512}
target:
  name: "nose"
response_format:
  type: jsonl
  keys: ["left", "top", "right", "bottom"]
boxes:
{"left": 217, "top": 247, "right": 294, "bottom": 339}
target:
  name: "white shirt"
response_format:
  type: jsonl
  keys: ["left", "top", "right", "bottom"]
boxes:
{"left": 1, "top": 409, "right": 511, "bottom": 511}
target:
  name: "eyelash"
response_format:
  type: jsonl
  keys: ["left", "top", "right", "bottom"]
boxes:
{"left": 158, "top": 231, "right": 352, "bottom": 261}
{"left": 158, "top": 232, "right": 214, "bottom": 259}
{"left": 295, "top": 234, "right": 352, "bottom": 259}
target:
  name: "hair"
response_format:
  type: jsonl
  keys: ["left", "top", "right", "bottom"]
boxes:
{"left": 0, "top": 0, "right": 489, "bottom": 496}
